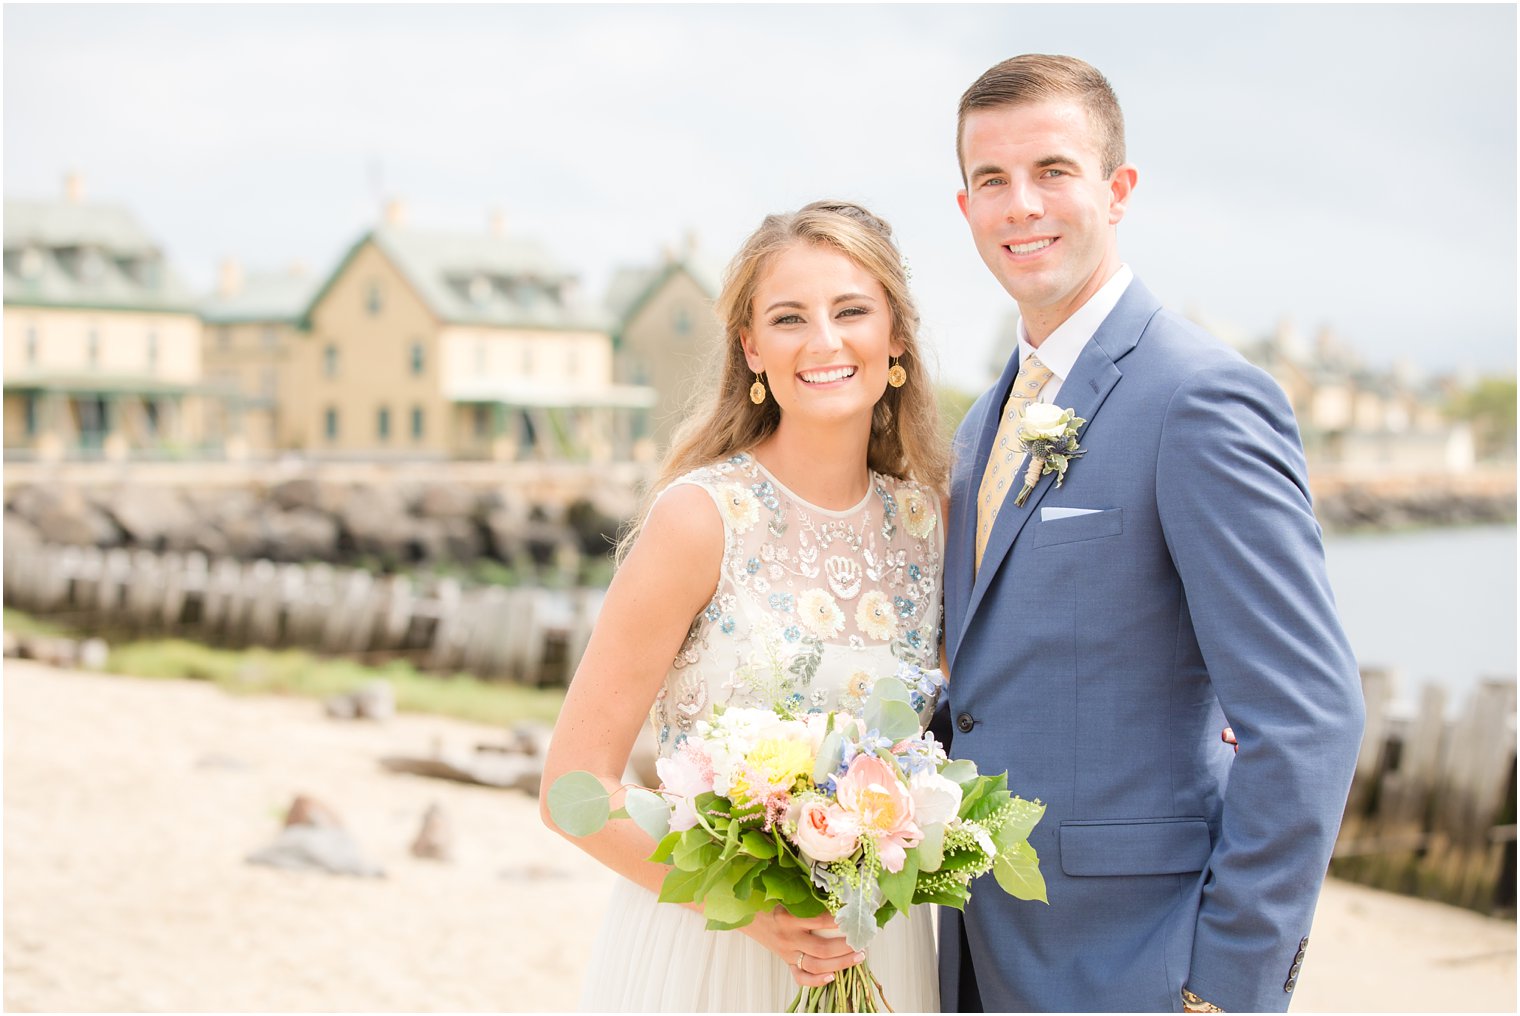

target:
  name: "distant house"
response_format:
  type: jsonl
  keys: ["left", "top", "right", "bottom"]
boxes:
{"left": 606, "top": 237, "right": 722, "bottom": 454}
{"left": 3, "top": 176, "right": 211, "bottom": 460}
{"left": 293, "top": 203, "right": 654, "bottom": 460}
{"left": 198, "top": 259, "right": 320, "bottom": 455}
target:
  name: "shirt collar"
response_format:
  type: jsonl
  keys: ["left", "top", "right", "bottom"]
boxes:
{"left": 1017, "top": 264, "right": 1134, "bottom": 381}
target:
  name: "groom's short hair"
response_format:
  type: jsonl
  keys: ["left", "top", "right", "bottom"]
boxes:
{"left": 957, "top": 54, "right": 1127, "bottom": 180}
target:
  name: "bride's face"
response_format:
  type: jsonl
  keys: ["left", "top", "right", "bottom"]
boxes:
{"left": 740, "top": 243, "right": 902, "bottom": 430}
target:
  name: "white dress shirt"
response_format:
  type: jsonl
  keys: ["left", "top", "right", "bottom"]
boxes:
{"left": 1016, "top": 264, "right": 1134, "bottom": 406}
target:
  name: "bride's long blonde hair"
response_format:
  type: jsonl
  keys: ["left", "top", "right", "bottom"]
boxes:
{"left": 618, "top": 200, "right": 949, "bottom": 562}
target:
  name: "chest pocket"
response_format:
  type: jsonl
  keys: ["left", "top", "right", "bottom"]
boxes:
{"left": 1030, "top": 507, "right": 1124, "bottom": 548}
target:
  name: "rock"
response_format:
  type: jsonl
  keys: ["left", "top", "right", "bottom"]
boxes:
{"left": 10, "top": 486, "right": 121, "bottom": 547}
{"left": 324, "top": 680, "right": 394, "bottom": 722}
{"left": 264, "top": 508, "right": 340, "bottom": 563}
{"left": 410, "top": 803, "right": 453, "bottom": 861}
{"left": 337, "top": 485, "right": 412, "bottom": 564}
{"left": 416, "top": 484, "right": 478, "bottom": 520}
{"left": 102, "top": 487, "right": 199, "bottom": 550}
{"left": 566, "top": 496, "right": 625, "bottom": 558}
{"left": 269, "top": 477, "right": 321, "bottom": 512}
{"left": 3, "top": 511, "right": 41, "bottom": 549}
{"left": 283, "top": 793, "right": 345, "bottom": 829}
{"left": 245, "top": 825, "right": 384, "bottom": 878}
{"left": 76, "top": 638, "right": 109, "bottom": 671}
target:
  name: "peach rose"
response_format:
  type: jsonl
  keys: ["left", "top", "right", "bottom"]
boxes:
{"left": 792, "top": 797, "right": 861, "bottom": 864}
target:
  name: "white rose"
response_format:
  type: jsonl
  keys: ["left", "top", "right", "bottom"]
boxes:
{"left": 1019, "top": 402, "right": 1072, "bottom": 440}
{"left": 909, "top": 770, "right": 964, "bottom": 828}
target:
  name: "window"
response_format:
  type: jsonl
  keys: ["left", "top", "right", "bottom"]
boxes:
{"left": 218, "top": 327, "right": 232, "bottom": 350}
{"left": 260, "top": 368, "right": 277, "bottom": 398}
{"left": 474, "top": 340, "right": 487, "bottom": 373}
{"left": 566, "top": 343, "right": 578, "bottom": 375}
{"left": 377, "top": 406, "right": 391, "bottom": 441}
{"left": 366, "top": 281, "right": 382, "bottom": 315}
{"left": 325, "top": 407, "right": 339, "bottom": 440}
{"left": 324, "top": 344, "right": 339, "bottom": 379}
{"left": 24, "top": 395, "right": 37, "bottom": 436}
{"left": 25, "top": 326, "right": 37, "bottom": 365}
{"left": 674, "top": 306, "right": 692, "bottom": 336}
{"left": 473, "top": 404, "right": 490, "bottom": 438}
{"left": 522, "top": 343, "right": 534, "bottom": 374}
{"left": 87, "top": 329, "right": 100, "bottom": 367}
{"left": 411, "top": 406, "right": 424, "bottom": 440}
{"left": 410, "top": 341, "right": 425, "bottom": 376}
{"left": 146, "top": 331, "right": 159, "bottom": 372}
{"left": 261, "top": 326, "right": 278, "bottom": 349}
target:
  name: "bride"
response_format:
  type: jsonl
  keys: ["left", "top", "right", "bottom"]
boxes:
{"left": 541, "top": 200, "right": 949, "bottom": 1012}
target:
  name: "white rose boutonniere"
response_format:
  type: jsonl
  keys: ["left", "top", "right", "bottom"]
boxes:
{"left": 1013, "top": 403, "right": 1087, "bottom": 507}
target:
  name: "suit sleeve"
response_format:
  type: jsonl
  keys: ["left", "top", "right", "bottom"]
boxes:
{"left": 1156, "top": 360, "right": 1365, "bottom": 1013}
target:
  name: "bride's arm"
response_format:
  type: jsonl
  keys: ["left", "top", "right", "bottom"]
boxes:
{"left": 540, "top": 483, "right": 721, "bottom": 897}
{"left": 539, "top": 483, "right": 858, "bottom": 987}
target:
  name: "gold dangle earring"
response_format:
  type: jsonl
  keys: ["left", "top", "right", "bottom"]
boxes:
{"left": 749, "top": 372, "right": 767, "bottom": 405}
{"left": 887, "top": 356, "right": 907, "bottom": 389}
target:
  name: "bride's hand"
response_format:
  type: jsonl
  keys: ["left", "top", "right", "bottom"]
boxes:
{"left": 741, "top": 907, "right": 865, "bottom": 988}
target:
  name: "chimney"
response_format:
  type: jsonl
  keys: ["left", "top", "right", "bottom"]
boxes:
{"left": 384, "top": 198, "right": 408, "bottom": 227}
{"left": 488, "top": 208, "right": 507, "bottom": 238}
{"left": 287, "top": 258, "right": 308, "bottom": 278}
{"left": 64, "top": 171, "right": 85, "bottom": 204}
{"left": 217, "top": 257, "right": 244, "bottom": 298}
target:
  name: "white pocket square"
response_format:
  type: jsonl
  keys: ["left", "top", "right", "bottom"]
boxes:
{"left": 1040, "top": 506, "right": 1104, "bottom": 521}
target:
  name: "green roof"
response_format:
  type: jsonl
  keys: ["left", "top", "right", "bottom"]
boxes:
{"left": 3, "top": 198, "right": 196, "bottom": 313}
{"left": 300, "top": 224, "right": 610, "bottom": 331}
{"left": 605, "top": 253, "right": 722, "bottom": 330}
{"left": 200, "top": 270, "right": 321, "bottom": 324}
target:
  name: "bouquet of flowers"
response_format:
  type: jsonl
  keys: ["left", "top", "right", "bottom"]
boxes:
{"left": 549, "top": 664, "right": 1047, "bottom": 1013}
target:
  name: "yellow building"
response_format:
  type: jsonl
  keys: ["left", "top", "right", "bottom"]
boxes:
{"left": 605, "top": 237, "right": 722, "bottom": 454}
{"left": 199, "top": 259, "right": 319, "bottom": 455}
{"left": 294, "top": 205, "right": 653, "bottom": 460}
{"left": 3, "top": 178, "right": 210, "bottom": 460}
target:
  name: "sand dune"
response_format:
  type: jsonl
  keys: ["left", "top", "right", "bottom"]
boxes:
{"left": 3, "top": 660, "right": 1513, "bottom": 1012}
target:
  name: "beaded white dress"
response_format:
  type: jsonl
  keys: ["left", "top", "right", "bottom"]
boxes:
{"left": 580, "top": 452, "right": 945, "bottom": 1012}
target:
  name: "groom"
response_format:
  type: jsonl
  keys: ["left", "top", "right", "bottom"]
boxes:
{"left": 935, "top": 55, "right": 1365, "bottom": 1012}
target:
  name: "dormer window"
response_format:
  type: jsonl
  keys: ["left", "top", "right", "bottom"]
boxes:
{"left": 468, "top": 275, "right": 492, "bottom": 305}
{"left": 78, "top": 249, "right": 104, "bottom": 283}
{"left": 18, "top": 248, "right": 43, "bottom": 281}
{"left": 366, "top": 281, "right": 382, "bottom": 315}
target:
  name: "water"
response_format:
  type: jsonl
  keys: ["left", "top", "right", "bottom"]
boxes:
{"left": 1322, "top": 525, "right": 1516, "bottom": 709}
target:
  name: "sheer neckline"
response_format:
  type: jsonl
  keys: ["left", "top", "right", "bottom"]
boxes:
{"left": 743, "top": 452, "right": 878, "bottom": 518}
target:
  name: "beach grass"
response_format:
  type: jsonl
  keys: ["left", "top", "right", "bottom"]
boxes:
{"left": 3, "top": 607, "right": 564, "bottom": 727}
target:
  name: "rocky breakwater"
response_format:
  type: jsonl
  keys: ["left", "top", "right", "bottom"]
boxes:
{"left": 1, "top": 473, "right": 637, "bottom": 579}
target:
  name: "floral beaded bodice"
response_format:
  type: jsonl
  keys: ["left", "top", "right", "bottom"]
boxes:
{"left": 650, "top": 452, "right": 945, "bottom": 757}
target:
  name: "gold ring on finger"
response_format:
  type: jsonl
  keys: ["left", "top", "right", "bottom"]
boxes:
{"left": 796, "top": 951, "right": 806, "bottom": 970}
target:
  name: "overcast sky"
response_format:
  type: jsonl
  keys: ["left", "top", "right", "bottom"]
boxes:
{"left": 5, "top": 4, "right": 1515, "bottom": 391}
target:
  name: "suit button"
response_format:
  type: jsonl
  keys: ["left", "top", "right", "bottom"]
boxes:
{"left": 956, "top": 713, "right": 975, "bottom": 733}
{"left": 1284, "top": 977, "right": 1297, "bottom": 992}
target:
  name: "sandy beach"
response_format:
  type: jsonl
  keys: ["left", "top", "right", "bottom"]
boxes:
{"left": 3, "top": 659, "right": 1514, "bottom": 1013}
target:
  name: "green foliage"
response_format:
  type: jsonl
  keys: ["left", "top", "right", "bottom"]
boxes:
{"left": 992, "top": 838, "right": 1049, "bottom": 903}
{"left": 937, "top": 385, "right": 979, "bottom": 437}
{"left": 547, "top": 771, "right": 611, "bottom": 837}
{"left": 1448, "top": 375, "right": 1518, "bottom": 459}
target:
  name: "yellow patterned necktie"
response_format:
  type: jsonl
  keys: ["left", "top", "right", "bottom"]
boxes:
{"left": 975, "top": 353, "right": 1055, "bottom": 571}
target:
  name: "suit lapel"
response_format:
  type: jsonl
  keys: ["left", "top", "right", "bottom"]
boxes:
{"left": 946, "top": 350, "right": 1024, "bottom": 668}
{"left": 958, "top": 279, "right": 1162, "bottom": 641}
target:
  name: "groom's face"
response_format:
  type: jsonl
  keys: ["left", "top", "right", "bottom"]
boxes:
{"left": 957, "top": 99, "right": 1133, "bottom": 338}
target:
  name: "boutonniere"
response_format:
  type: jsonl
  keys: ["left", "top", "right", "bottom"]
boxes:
{"left": 1013, "top": 403, "right": 1087, "bottom": 507}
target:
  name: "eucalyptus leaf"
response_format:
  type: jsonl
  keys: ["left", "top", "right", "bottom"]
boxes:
{"left": 869, "top": 677, "right": 911, "bottom": 705}
{"left": 918, "top": 823, "right": 945, "bottom": 872}
{"left": 813, "top": 730, "right": 845, "bottom": 784}
{"left": 992, "top": 839, "right": 1048, "bottom": 904}
{"left": 624, "top": 786, "right": 671, "bottom": 841}
{"left": 940, "top": 760, "right": 979, "bottom": 786}
{"left": 546, "top": 771, "right": 611, "bottom": 837}
{"left": 836, "top": 879, "right": 884, "bottom": 952}
{"left": 872, "top": 700, "right": 921, "bottom": 742}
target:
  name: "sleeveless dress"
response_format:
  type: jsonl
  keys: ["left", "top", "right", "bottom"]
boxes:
{"left": 580, "top": 452, "right": 945, "bottom": 1012}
